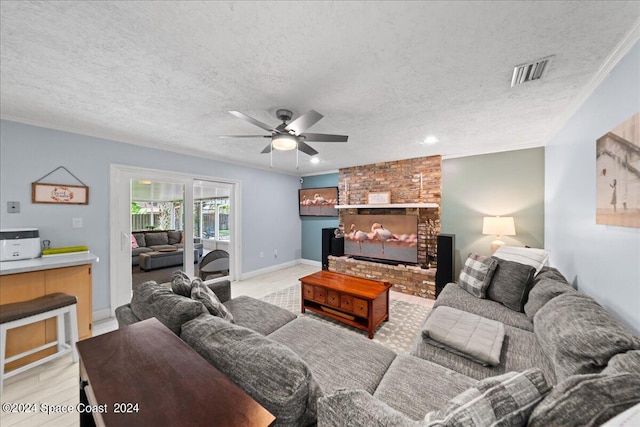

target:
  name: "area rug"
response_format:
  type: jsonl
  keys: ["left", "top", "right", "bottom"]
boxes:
{"left": 261, "top": 285, "right": 431, "bottom": 354}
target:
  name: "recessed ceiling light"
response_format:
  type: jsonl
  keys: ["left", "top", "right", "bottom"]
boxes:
{"left": 422, "top": 136, "right": 439, "bottom": 145}
{"left": 310, "top": 157, "right": 320, "bottom": 164}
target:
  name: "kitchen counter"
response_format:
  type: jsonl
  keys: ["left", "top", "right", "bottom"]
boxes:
{"left": 0, "top": 252, "right": 99, "bottom": 275}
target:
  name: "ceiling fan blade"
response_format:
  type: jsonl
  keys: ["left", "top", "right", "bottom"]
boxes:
{"left": 285, "top": 110, "right": 323, "bottom": 135}
{"left": 300, "top": 133, "right": 348, "bottom": 142}
{"left": 229, "top": 111, "right": 276, "bottom": 132}
{"left": 297, "top": 141, "right": 319, "bottom": 156}
{"left": 261, "top": 143, "right": 273, "bottom": 154}
{"left": 219, "top": 135, "right": 270, "bottom": 139}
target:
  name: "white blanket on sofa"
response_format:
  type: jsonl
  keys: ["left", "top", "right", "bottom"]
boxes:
{"left": 422, "top": 306, "right": 505, "bottom": 366}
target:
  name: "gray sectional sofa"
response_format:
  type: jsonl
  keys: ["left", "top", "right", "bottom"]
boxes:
{"left": 115, "top": 265, "right": 640, "bottom": 426}
{"left": 131, "top": 230, "right": 204, "bottom": 268}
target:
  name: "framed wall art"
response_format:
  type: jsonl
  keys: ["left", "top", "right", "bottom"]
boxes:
{"left": 596, "top": 112, "right": 639, "bottom": 228}
{"left": 32, "top": 182, "right": 89, "bottom": 205}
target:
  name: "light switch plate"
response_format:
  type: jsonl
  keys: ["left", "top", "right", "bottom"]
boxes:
{"left": 72, "top": 218, "right": 83, "bottom": 228}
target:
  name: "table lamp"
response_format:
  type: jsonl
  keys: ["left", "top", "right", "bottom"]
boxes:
{"left": 482, "top": 216, "right": 516, "bottom": 254}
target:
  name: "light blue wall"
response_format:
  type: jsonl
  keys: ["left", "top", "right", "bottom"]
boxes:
{"left": 545, "top": 41, "right": 640, "bottom": 334}
{"left": 300, "top": 173, "right": 339, "bottom": 261}
{"left": 0, "top": 120, "right": 302, "bottom": 312}
{"left": 441, "top": 148, "right": 545, "bottom": 276}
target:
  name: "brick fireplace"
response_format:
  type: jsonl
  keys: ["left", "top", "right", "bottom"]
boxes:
{"left": 329, "top": 155, "right": 442, "bottom": 299}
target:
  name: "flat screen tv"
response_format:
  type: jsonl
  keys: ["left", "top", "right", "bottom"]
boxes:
{"left": 344, "top": 214, "right": 418, "bottom": 264}
{"left": 299, "top": 187, "right": 339, "bottom": 217}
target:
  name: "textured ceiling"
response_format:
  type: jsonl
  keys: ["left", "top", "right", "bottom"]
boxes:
{"left": 1, "top": 1, "right": 639, "bottom": 175}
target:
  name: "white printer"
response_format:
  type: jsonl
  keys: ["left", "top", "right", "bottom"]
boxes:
{"left": 0, "top": 228, "right": 41, "bottom": 261}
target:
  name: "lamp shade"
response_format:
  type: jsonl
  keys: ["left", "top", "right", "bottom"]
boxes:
{"left": 272, "top": 134, "right": 297, "bottom": 151}
{"left": 482, "top": 217, "right": 516, "bottom": 236}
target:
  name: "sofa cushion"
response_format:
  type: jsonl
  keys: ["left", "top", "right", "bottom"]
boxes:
{"left": 167, "top": 230, "right": 181, "bottom": 245}
{"left": 133, "top": 233, "right": 146, "bottom": 247}
{"left": 458, "top": 253, "right": 498, "bottom": 298}
{"left": 223, "top": 296, "right": 297, "bottom": 335}
{"left": 493, "top": 245, "right": 549, "bottom": 275}
{"left": 424, "top": 369, "right": 550, "bottom": 426}
{"left": 412, "top": 322, "right": 556, "bottom": 384}
{"left": 524, "top": 277, "right": 576, "bottom": 319}
{"left": 528, "top": 372, "right": 640, "bottom": 427}
{"left": 191, "top": 278, "right": 234, "bottom": 322}
{"left": 318, "top": 389, "right": 419, "bottom": 427}
{"left": 144, "top": 232, "right": 169, "bottom": 246}
{"left": 434, "top": 283, "right": 533, "bottom": 331}
{"left": 170, "top": 270, "right": 192, "bottom": 297}
{"left": 603, "top": 350, "right": 640, "bottom": 375}
{"left": 487, "top": 258, "right": 535, "bottom": 312}
{"left": 268, "top": 317, "right": 396, "bottom": 395}
{"left": 181, "top": 314, "right": 322, "bottom": 427}
{"left": 373, "top": 355, "right": 476, "bottom": 420}
{"left": 534, "top": 293, "right": 639, "bottom": 381}
{"left": 422, "top": 306, "right": 505, "bottom": 366}
{"left": 130, "top": 280, "right": 206, "bottom": 334}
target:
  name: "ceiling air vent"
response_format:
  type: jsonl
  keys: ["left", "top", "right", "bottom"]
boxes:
{"left": 510, "top": 55, "right": 554, "bottom": 87}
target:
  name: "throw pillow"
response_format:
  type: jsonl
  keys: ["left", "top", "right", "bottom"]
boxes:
{"left": 423, "top": 369, "right": 550, "bottom": 426}
{"left": 130, "top": 280, "right": 207, "bottom": 335}
{"left": 458, "top": 253, "right": 498, "bottom": 298}
{"left": 486, "top": 258, "right": 535, "bottom": 312}
{"left": 167, "top": 230, "right": 181, "bottom": 245}
{"left": 170, "top": 270, "right": 192, "bottom": 297}
{"left": 191, "top": 278, "right": 234, "bottom": 322}
{"left": 528, "top": 372, "right": 640, "bottom": 427}
{"left": 131, "top": 234, "right": 139, "bottom": 249}
{"left": 534, "top": 293, "right": 639, "bottom": 381}
{"left": 493, "top": 246, "right": 549, "bottom": 275}
{"left": 523, "top": 277, "right": 576, "bottom": 319}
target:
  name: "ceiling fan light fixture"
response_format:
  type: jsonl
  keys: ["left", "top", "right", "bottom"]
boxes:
{"left": 272, "top": 134, "right": 298, "bottom": 151}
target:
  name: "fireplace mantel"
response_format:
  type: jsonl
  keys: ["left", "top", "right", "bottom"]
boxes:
{"left": 335, "top": 203, "right": 438, "bottom": 209}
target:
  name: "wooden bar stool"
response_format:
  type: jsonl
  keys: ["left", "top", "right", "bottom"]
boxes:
{"left": 0, "top": 293, "right": 79, "bottom": 394}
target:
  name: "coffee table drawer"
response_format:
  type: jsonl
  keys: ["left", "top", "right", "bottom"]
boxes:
{"left": 353, "top": 298, "right": 368, "bottom": 317}
{"left": 314, "top": 286, "right": 326, "bottom": 303}
{"left": 327, "top": 290, "right": 340, "bottom": 307}
{"left": 340, "top": 294, "right": 353, "bottom": 312}
{"left": 303, "top": 284, "right": 314, "bottom": 300}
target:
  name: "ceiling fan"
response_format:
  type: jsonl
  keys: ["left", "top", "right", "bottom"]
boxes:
{"left": 220, "top": 109, "right": 348, "bottom": 157}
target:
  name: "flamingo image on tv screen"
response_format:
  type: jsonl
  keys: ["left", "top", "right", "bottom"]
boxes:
{"left": 344, "top": 214, "right": 418, "bottom": 264}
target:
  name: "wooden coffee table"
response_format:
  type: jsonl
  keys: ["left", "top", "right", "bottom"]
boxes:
{"left": 300, "top": 271, "right": 391, "bottom": 339}
{"left": 76, "top": 318, "right": 274, "bottom": 427}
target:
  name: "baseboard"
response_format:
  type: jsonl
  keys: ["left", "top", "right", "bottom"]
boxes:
{"left": 299, "top": 258, "right": 321, "bottom": 268}
{"left": 239, "top": 259, "right": 301, "bottom": 280}
{"left": 92, "top": 308, "right": 112, "bottom": 322}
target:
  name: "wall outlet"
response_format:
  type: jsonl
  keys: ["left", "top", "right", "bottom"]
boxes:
{"left": 274, "top": 249, "right": 278, "bottom": 258}
{"left": 259, "top": 251, "right": 264, "bottom": 258}
{"left": 72, "top": 218, "right": 83, "bottom": 228}
{"left": 7, "top": 201, "right": 20, "bottom": 213}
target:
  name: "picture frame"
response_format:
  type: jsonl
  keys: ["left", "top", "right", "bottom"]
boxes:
{"left": 299, "top": 187, "right": 339, "bottom": 217}
{"left": 367, "top": 191, "right": 391, "bottom": 204}
{"left": 32, "top": 182, "right": 89, "bottom": 205}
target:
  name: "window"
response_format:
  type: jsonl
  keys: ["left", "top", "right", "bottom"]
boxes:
{"left": 195, "top": 197, "right": 230, "bottom": 241}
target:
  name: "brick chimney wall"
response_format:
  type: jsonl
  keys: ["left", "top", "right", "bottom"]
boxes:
{"left": 330, "top": 155, "right": 442, "bottom": 299}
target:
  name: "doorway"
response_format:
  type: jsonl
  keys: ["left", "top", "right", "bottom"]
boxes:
{"left": 109, "top": 165, "right": 241, "bottom": 316}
